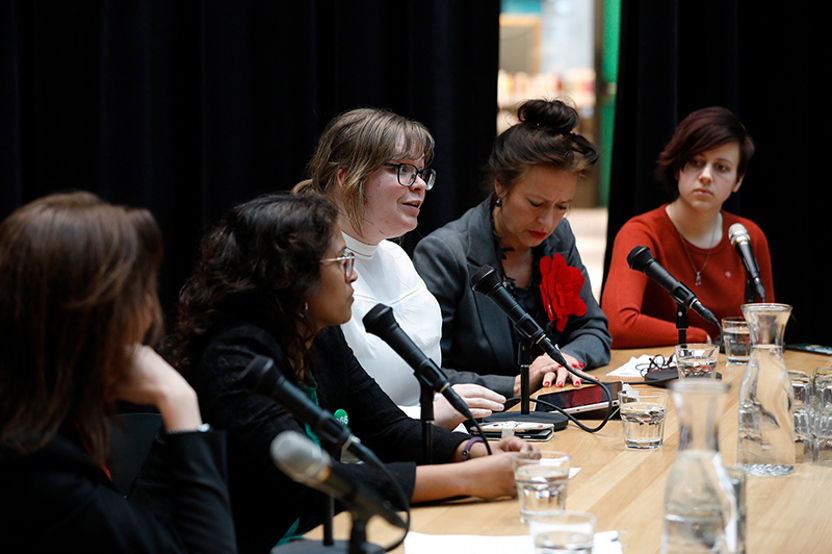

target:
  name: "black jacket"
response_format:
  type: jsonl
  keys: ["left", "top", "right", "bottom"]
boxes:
{"left": 0, "top": 426, "right": 235, "bottom": 553}
{"left": 137, "top": 322, "right": 468, "bottom": 554}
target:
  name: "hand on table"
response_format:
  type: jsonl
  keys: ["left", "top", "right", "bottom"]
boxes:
{"left": 433, "top": 384, "right": 506, "bottom": 430}
{"left": 515, "top": 352, "right": 590, "bottom": 396}
{"left": 462, "top": 437, "right": 538, "bottom": 498}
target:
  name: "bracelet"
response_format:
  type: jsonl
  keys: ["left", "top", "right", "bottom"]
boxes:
{"left": 166, "top": 423, "right": 212, "bottom": 435}
{"left": 461, "top": 436, "right": 485, "bottom": 461}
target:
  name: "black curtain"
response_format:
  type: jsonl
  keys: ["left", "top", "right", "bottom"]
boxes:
{"left": 605, "top": 0, "right": 830, "bottom": 344}
{"left": 0, "top": 0, "right": 500, "bottom": 321}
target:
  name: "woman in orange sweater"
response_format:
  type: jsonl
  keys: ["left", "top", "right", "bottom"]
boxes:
{"left": 602, "top": 107, "right": 774, "bottom": 348}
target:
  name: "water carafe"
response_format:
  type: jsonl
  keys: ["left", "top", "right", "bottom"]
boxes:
{"left": 736, "top": 303, "right": 795, "bottom": 476}
{"left": 662, "top": 379, "right": 737, "bottom": 554}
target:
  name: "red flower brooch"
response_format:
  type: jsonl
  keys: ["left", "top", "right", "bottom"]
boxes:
{"left": 539, "top": 253, "right": 587, "bottom": 332}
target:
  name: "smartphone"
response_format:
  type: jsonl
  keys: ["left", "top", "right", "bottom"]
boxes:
{"left": 534, "top": 381, "right": 621, "bottom": 418}
{"left": 787, "top": 343, "right": 832, "bottom": 356}
{"left": 480, "top": 421, "right": 555, "bottom": 442}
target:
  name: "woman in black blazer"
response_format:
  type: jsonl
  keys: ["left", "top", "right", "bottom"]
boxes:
{"left": 159, "top": 193, "right": 532, "bottom": 554}
{"left": 0, "top": 192, "right": 236, "bottom": 553}
{"left": 414, "top": 99, "right": 612, "bottom": 395}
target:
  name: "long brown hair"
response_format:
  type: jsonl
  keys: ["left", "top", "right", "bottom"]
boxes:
{"left": 0, "top": 192, "right": 163, "bottom": 464}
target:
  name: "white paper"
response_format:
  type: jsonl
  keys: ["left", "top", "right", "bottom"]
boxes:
{"left": 404, "top": 530, "right": 622, "bottom": 554}
{"left": 606, "top": 354, "right": 653, "bottom": 377}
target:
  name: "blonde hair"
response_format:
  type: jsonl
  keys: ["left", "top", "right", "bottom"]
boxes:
{"left": 293, "top": 107, "right": 434, "bottom": 235}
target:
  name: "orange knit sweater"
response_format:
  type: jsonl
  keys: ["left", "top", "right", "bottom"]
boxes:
{"left": 602, "top": 205, "right": 775, "bottom": 348}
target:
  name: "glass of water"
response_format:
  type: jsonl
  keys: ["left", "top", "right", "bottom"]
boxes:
{"left": 512, "top": 451, "right": 571, "bottom": 521}
{"left": 675, "top": 343, "right": 719, "bottom": 379}
{"left": 789, "top": 370, "right": 813, "bottom": 463}
{"left": 618, "top": 388, "right": 669, "bottom": 450}
{"left": 526, "top": 510, "right": 596, "bottom": 554}
{"left": 722, "top": 317, "right": 751, "bottom": 364}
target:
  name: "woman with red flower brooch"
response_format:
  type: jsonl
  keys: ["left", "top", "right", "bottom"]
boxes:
{"left": 414, "top": 99, "right": 611, "bottom": 396}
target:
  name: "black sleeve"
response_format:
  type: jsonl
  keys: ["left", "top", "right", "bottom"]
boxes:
{"left": 149, "top": 323, "right": 456, "bottom": 554}
{"left": 2, "top": 431, "right": 236, "bottom": 554}
{"left": 160, "top": 430, "right": 237, "bottom": 553}
{"left": 313, "top": 326, "right": 469, "bottom": 466}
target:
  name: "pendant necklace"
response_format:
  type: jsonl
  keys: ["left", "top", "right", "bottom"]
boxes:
{"left": 674, "top": 208, "right": 720, "bottom": 287}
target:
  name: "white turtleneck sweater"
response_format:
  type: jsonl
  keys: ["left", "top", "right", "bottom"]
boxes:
{"left": 339, "top": 232, "right": 443, "bottom": 407}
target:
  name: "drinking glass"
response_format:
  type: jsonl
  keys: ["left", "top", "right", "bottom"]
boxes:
{"left": 618, "top": 388, "right": 668, "bottom": 450}
{"left": 788, "top": 370, "right": 812, "bottom": 463}
{"left": 812, "top": 367, "right": 832, "bottom": 466}
{"left": 512, "top": 451, "right": 571, "bottom": 520}
{"left": 722, "top": 317, "right": 751, "bottom": 364}
{"left": 675, "top": 343, "right": 718, "bottom": 379}
{"left": 526, "top": 510, "right": 596, "bottom": 554}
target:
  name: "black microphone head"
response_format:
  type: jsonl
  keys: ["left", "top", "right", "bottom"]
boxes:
{"left": 240, "top": 355, "right": 275, "bottom": 393}
{"left": 362, "top": 303, "right": 397, "bottom": 337}
{"left": 470, "top": 264, "right": 500, "bottom": 294}
{"left": 728, "top": 223, "right": 750, "bottom": 246}
{"left": 626, "top": 246, "right": 654, "bottom": 272}
{"left": 270, "top": 431, "right": 329, "bottom": 486}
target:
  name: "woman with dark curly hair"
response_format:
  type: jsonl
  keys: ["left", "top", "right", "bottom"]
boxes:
{"left": 0, "top": 192, "right": 236, "bottom": 553}
{"left": 602, "top": 106, "right": 774, "bottom": 347}
{"left": 156, "top": 192, "right": 532, "bottom": 554}
{"left": 413, "top": 98, "right": 611, "bottom": 393}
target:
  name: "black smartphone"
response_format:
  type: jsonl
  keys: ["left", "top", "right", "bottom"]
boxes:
{"left": 534, "top": 381, "right": 622, "bottom": 418}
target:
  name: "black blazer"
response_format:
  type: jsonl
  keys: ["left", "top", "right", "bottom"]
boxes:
{"left": 413, "top": 198, "right": 611, "bottom": 380}
{"left": 0, "top": 427, "right": 235, "bottom": 553}
{"left": 137, "top": 322, "right": 469, "bottom": 554}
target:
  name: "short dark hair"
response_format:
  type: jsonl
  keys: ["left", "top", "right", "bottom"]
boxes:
{"left": 655, "top": 106, "right": 755, "bottom": 193}
{"left": 488, "top": 98, "right": 598, "bottom": 196}
{"left": 167, "top": 192, "right": 338, "bottom": 382}
{"left": 0, "top": 192, "right": 163, "bottom": 462}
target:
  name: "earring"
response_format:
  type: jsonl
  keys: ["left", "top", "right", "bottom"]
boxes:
{"left": 495, "top": 198, "right": 503, "bottom": 207}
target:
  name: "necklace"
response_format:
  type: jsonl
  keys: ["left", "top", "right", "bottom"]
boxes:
{"left": 667, "top": 204, "right": 721, "bottom": 287}
{"left": 675, "top": 213, "right": 721, "bottom": 286}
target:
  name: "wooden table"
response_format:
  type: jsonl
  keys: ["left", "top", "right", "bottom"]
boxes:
{"left": 312, "top": 348, "right": 832, "bottom": 553}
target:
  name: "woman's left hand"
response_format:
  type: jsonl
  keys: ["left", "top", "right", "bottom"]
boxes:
{"left": 490, "top": 436, "right": 537, "bottom": 455}
{"left": 519, "top": 353, "right": 589, "bottom": 395}
{"left": 464, "top": 435, "right": 536, "bottom": 461}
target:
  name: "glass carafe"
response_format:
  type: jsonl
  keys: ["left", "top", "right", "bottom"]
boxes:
{"left": 662, "top": 379, "right": 737, "bottom": 554}
{"left": 736, "top": 303, "right": 795, "bottom": 476}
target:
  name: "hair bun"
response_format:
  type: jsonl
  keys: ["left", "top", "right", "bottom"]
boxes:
{"left": 517, "top": 99, "right": 578, "bottom": 135}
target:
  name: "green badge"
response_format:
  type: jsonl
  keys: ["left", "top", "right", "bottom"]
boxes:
{"left": 333, "top": 409, "right": 348, "bottom": 426}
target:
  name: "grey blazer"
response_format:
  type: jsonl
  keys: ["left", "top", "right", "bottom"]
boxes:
{"left": 413, "top": 198, "right": 611, "bottom": 395}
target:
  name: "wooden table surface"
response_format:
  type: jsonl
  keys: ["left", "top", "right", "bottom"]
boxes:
{"left": 311, "top": 348, "right": 832, "bottom": 553}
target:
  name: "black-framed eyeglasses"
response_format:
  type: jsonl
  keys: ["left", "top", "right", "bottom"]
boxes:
{"left": 635, "top": 354, "right": 677, "bottom": 377}
{"left": 321, "top": 251, "right": 355, "bottom": 278}
{"left": 383, "top": 162, "right": 436, "bottom": 190}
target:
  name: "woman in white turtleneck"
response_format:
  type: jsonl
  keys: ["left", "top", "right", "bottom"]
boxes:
{"left": 293, "top": 107, "right": 508, "bottom": 430}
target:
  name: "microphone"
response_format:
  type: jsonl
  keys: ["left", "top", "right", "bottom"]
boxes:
{"left": 626, "top": 246, "right": 719, "bottom": 326}
{"left": 469, "top": 265, "right": 570, "bottom": 368}
{"left": 271, "top": 431, "right": 407, "bottom": 529}
{"left": 362, "top": 304, "right": 474, "bottom": 422}
{"left": 728, "top": 223, "right": 766, "bottom": 302}
{"left": 241, "top": 355, "right": 373, "bottom": 464}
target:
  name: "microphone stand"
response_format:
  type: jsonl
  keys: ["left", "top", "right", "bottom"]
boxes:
{"left": 273, "top": 522, "right": 384, "bottom": 554}
{"left": 273, "top": 502, "right": 385, "bottom": 554}
{"left": 323, "top": 497, "right": 335, "bottom": 546}
{"left": 675, "top": 301, "right": 690, "bottom": 345}
{"left": 419, "top": 381, "right": 434, "bottom": 464}
{"left": 483, "top": 336, "right": 568, "bottom": 427}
